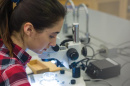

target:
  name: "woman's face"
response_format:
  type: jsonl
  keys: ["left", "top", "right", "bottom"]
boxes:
{"left": 26, "top": 19, "right": 64, "bottom": 54}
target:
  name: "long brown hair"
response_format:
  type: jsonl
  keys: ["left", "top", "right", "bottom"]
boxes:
{"left": 0, "top": 0, "right": 13, "bottom": 57}
{"left": 0, "top": 0, "right": 66, "bottom": 57}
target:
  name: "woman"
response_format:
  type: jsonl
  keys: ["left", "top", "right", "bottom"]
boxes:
{"left": 0, "top": 0, "right": 66, "bottom": 85}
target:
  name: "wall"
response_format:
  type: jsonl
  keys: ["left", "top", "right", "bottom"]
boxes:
{"left": 58, "top": 0, "right": 130, "bottom": 20}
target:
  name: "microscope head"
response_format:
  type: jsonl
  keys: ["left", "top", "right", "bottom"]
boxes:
{"left": 38, "top": 23, "right": 85, "bottom": 69}
{"left": 38, "top": 41, "right": 83, "bottom": 69}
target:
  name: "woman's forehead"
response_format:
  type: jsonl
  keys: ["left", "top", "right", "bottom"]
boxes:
{"left": 44, "top": 28, "right": 60, "bottom": 35}
{"left": 42, "top": 19, "right": 63, "bottom": 34}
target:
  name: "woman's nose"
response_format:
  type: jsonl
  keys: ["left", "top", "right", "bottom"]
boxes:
{"left": 50, "top": 42, "right": 56, "bottom": 47}
{"left": 49, "top": 38, "right": 57, "bottom": 47}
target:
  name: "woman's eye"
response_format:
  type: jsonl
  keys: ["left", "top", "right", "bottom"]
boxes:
{"left": 49, "top": 35, "right": 55, "bottom": 38}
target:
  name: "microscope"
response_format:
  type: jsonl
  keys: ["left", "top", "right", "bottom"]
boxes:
{"left": 39, "top": 23, "right": 84, "bottom": 70}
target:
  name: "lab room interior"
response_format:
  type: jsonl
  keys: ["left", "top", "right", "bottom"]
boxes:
{"left": 1, "top": 0, "right": 130, "bottom": 86}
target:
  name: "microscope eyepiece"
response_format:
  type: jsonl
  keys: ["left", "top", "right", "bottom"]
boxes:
{"left": 51, "top": 44, "right": 59, "bottom": 52}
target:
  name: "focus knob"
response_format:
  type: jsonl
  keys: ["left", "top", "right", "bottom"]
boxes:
{"left": 66, "top": 48, "right": 79, "bottom": 60}
{"left": 70, "top": 79, "right": 76, "bottom": 84}
{"left": 60, "top": 70, "right": 65, "bottom": 74}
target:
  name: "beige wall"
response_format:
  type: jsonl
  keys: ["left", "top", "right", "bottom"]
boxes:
{"left": 58, "top": 0, "right": 130, "bottom": 20}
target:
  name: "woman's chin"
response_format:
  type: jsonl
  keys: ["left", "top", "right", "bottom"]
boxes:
{"left": 34, "top": 50, "right": 43, "bottom": 55}
{"left": 32, "top": 49, "right": 47, "bottom": 55}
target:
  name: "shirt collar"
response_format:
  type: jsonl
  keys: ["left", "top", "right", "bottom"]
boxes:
{"left": 0, "top": 39, "right": 32, "bottom": 66}
{"left": 13, "top": 44, "right": 32, "bottom": 66}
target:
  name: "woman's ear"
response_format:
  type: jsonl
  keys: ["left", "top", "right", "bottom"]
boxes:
{"left": 23, "top": 22, "right": 34, "bottom": 36}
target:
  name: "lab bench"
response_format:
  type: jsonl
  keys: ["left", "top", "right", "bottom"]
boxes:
{"left": 27, "top": 8, "right": 130, "bottom": 86}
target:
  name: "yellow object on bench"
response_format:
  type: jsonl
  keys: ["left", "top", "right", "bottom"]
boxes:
{"left": 27, "top": 59, "right": 62, "bottom": 74}
{"left": 27, "top": 59, "right": 49, "bottom": 74}
{"left": 42, "top": 61, "right": 62, "bottom": 72}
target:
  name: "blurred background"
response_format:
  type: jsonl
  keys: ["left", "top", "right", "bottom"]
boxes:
{"left": 58, "top": 0, "right": 130, "bottom": 20}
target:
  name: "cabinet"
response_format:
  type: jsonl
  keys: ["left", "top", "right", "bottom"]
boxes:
{"left": 90, "top": 0, "right": 128, "bottom": 19}
{"left": 127, "top": 0, "right": 130, "bottom": 20}
{"left": 58, "top": 0, "right": 92, "bottom": 7}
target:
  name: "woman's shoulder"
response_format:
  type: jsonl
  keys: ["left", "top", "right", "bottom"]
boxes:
{"left": 0, "top": 57, "right": 30, "bottom": 86}
{"left": 0, "top": 55, "right": 24, "bottom": 73}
